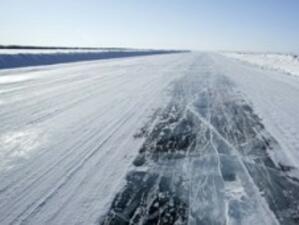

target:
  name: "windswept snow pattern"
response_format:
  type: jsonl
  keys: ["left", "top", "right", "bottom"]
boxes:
{"left": 0, "top": 53, "right": 299, "bottom": 225}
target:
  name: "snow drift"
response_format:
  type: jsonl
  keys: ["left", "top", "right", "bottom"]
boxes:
{"left": 221, "top": 52, "right": 299, "bottom": 78}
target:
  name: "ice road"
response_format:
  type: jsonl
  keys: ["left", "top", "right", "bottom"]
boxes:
{"left": 0, "top": 53, "right": 299, "bottom": 225}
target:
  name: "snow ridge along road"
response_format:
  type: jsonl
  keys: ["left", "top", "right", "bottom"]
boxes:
{"left": 0, "top": 49, "right": 186, "bottom": 70}
{"left": 221, "top": 52, "right": 299, "bottom": 78}
{"left": 0, "top": 53, "right": 298, "bottom": 225}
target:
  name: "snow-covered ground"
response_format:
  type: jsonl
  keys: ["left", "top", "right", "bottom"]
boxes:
{"left": 0, "top": 53, "right": 299, "bottom": 225}
{"left": 222, "top": 52, "right": 299, "bottom": 78}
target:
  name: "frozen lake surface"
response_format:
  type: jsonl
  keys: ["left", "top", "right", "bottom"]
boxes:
{"left": 0, "top": 53, "right": 298, "bottom": 225}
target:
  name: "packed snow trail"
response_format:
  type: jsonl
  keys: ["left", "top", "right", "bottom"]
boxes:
{"left": 0, "top": 53, "right": 298, "bottom": 225}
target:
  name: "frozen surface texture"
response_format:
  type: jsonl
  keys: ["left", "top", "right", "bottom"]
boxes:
{"left": 0, "top": 53, "right": 298, "bottom": 225}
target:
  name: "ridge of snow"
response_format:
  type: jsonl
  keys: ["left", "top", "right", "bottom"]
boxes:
{"left": 221, "top": 52, "right": 299, "bottom": 78}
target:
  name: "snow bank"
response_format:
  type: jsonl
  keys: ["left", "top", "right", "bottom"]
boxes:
{"left": 221, "top": 52, "right": 299, "bottom": 78}
{"left": 0, "top": 49, "right": 184, "bottom": 69}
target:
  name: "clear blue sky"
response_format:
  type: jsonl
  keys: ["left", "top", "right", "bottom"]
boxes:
{"left": 1, "top": 0, "right": 299, "bottom": 52}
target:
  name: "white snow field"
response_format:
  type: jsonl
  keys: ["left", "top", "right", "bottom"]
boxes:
{"left": 0, "top": 53, "right": 299, "bottom": 225}
{"left": 222, "top": 52, "right": 299, "bottom": 78}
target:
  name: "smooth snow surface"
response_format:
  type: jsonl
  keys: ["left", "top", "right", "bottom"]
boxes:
{"left": 222, "top": 52, "right": 299, "bottom": 78}
{"left": 0, "top": 53, "right": 299, "bottom": 225}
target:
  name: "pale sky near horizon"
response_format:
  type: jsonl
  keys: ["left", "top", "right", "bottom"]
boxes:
{"left": 1, "top": 0, "right": 299, "bottom": 52}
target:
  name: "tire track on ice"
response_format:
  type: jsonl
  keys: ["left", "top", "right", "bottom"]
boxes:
{"left": 7, "top": 108, "right": 135, "bottom": 225}
{"left": 100, "top": 55, "right": 299, "bottom": 225}
{"left": 0, "top": 54, "right": 190, "bottom": 225}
